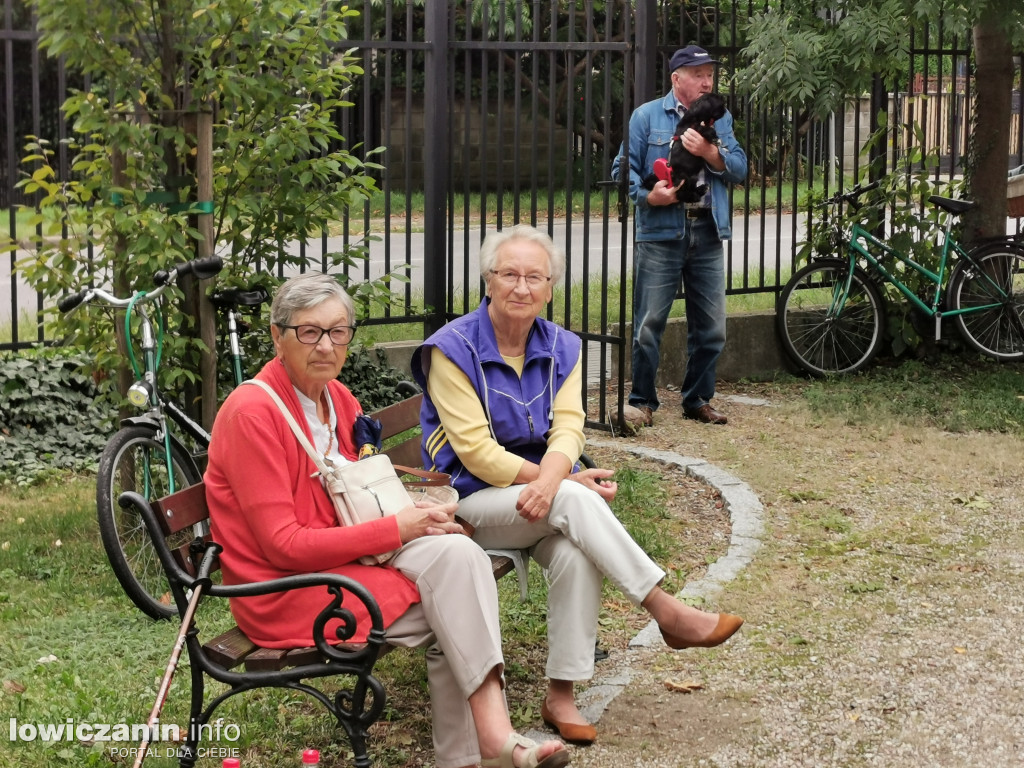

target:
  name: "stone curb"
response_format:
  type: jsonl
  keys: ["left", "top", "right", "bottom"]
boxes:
{"left": 533, "top": 440, "right": 766, "bottom": 731}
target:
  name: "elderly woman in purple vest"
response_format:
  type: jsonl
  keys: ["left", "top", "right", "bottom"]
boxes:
{"left": 411, "top": 224, "right": 743, "bottom": 745}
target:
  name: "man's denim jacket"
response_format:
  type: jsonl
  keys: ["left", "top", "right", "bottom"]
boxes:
{"left": 612, "top": 91, "right": 748, "bottom": 242}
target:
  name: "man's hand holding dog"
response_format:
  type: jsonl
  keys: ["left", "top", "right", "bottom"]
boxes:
{"left": 681, "top": 126, "right": 725, "bottom": 171}
{"left": 647, "top": 177, "right": 685, "bottom": 206}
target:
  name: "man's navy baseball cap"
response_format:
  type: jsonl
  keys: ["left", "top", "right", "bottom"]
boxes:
{"left": 669, "top": 45, "right": 719, "bottom": 70}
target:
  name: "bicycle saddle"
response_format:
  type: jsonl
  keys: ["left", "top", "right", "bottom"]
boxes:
{"left": 929, "top": 196, "right": 975, "bottom": 215}
{"left": 209, "top": 285, "right": 270, "bottom": 308}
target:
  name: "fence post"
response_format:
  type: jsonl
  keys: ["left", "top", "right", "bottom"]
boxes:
{"left": 422, "top": 3, "right": 451, "bottom": 336}
{"left": 869, "top": 73, "right": 889, "bottom": 181}
{"left": 635, "top": 0, "right": 657, "bottom": 104}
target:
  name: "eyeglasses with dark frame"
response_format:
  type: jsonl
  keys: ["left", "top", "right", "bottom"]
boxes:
{"left": 488, "top": 269, "right": 552, "bottom": 288}
{"left": 277, "top": 323, "right": 357, "bottom": 346}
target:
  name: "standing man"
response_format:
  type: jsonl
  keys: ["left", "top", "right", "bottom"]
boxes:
{"left": 613, "top": 45, "right": 747, "bottom": 426}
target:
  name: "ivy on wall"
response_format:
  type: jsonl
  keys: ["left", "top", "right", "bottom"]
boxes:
{"left": 0, "top": 349, "right": 113, "bottom": 486}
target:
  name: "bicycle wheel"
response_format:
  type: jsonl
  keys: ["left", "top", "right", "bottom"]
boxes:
{"left": 947, "top": 245, "right": 1024, "bottom": 361}
{"left": 777, "top": 259, "right": 886, "bottom": 376}
{"left": 96, "top": 424, "right": 201, "bottom": 619}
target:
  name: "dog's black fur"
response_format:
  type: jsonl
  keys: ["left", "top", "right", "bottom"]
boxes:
{"left": 643, "top": 93, "right": 727, "bottom": 204}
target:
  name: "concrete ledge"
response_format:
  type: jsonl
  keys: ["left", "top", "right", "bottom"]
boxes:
{"left": 616, "top": 310, "right": 793, "bottom": 385}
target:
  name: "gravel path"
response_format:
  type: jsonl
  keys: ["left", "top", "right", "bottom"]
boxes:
{"left": 550, "top": 385, "right": 1024, "bottom": 768}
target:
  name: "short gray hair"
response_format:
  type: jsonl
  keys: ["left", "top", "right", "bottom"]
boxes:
{"left": 270, "top": 273, "right": 356, "bottom": 328}
{"left": 479, "top": 225, "right": 566, "bottom": 290}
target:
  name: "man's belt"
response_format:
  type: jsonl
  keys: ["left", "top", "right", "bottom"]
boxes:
{"left": 685, "top": 207, "right": 712, "bottom": 219}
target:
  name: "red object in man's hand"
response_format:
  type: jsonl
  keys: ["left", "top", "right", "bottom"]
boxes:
{"left": 653, "top": 157, "right": 672, "bottom": 184}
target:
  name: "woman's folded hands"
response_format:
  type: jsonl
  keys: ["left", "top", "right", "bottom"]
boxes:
{"left": 397, "top": 501, "right": 463, "bottom": 542}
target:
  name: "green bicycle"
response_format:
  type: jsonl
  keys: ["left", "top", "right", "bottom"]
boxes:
{"left": 60, "top": 258, "right": 269, "bottom": 619}
{"left": 776, "top": 183, "right": 1024, "bottom": 376}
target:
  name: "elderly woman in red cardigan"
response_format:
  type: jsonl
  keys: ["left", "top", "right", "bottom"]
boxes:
{"left": 205, "top": 273, "right": 569, "bottom": 768}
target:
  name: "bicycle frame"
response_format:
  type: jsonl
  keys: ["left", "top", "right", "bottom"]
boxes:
{"left": 126, "top": 297, "right": 262, "bottom": 486}
{"left": 129, "top": 304, "right": 207, "bottom": 494}
{"left": 837, "top": 214, "right": 1012, "bottom": 340}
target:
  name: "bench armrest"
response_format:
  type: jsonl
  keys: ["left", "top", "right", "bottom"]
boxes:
{"left": 118, "top": 490, "right": 387, "bottom": 664}
{"left": 209, "top": 577, "right": 387, "bottom": 664}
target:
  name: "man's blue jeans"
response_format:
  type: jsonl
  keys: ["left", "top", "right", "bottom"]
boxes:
{"left": 629, "top": 217, "right": 726, "bottom": 413}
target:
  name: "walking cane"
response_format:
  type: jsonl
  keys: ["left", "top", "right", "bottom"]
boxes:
{"left": 132, "top": 542, "right": 219, "bottom": 768}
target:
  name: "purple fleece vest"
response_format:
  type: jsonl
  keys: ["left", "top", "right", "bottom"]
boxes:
{"left": 411, "top": 299, "right": 582, "bottom": 498}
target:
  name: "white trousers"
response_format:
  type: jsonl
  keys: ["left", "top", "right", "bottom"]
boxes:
{"left": 387, "top": 534, "right": 504, "bottom": 768}
{"left": 457, "top": 480, "right": 665, "bottom": 681}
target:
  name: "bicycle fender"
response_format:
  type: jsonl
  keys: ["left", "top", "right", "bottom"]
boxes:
{"left": 116, "top": 417, "right": 196, "bottom": 458}
{"left": 118, "top": 414, "right": 163, "bottom": 430}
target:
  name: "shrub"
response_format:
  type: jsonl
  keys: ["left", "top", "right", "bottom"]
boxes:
{"left": 0, "top": 347, "right": 113, "bottom": 486}
{"left": 339, "top": 346, "right": 415, "bottom": 412}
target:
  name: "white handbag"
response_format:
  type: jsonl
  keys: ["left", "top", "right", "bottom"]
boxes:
{"left": 244, "top": 380, "right": 456, "bottom": 565}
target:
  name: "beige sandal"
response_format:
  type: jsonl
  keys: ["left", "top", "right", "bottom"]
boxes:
{"left": 480, "top": 732, "right": 571, "bottom": 768}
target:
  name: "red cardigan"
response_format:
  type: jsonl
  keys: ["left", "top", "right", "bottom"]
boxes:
{"left": 205, "top": 358, "right": 418, "bottom": 648}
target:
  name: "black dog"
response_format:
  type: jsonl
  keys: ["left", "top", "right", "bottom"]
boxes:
{"left": 643, "top": 93, "right": 727, "bottom": 204}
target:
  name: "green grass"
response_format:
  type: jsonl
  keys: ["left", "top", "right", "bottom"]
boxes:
{"left": 0, "top": 206, "right": 36, "bottom": 239}
{"left": 358, "top": 182, "right": 808, "bottom": 227}
{"left": 0, "top": 311, "right": 42, "bottom": 345}
{"left": 4, "top": 180, "right": 804, "bottom": 244}
{"left": 797, "top": 354, "right": 1024, "bottom": 436}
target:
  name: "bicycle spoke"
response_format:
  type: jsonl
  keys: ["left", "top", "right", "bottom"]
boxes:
{"left": 98, "top": 426, "right": 200, "bottom": 619}
{"left": 778, "top": 261, "right": 884, "bottom": 376}
{"left": 951, "top": 250, "right": 1024, "bottom": 360}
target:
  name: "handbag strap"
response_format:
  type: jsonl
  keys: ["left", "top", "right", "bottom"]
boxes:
{"left": 241, "top": 379, "right": 335, "bottom": 479}
{"left": 394, "top": 465, "right": 451, "bottom": 486}
{"left": 242, "top": 380, "right": 453, "bottom": 488}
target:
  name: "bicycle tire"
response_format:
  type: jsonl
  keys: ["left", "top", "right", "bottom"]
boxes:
{"left": 947, "top": 245, "right": 1024, "bottom": 361}
{"left": 776, "top": 259, "right": 886, "bottom": 376}
{"left": 96, "top": 424, "right": 201, "bottom": 619}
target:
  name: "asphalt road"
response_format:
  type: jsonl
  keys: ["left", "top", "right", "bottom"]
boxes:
{"left": 5, "top": 212, "right": 1021, "bottom": 333}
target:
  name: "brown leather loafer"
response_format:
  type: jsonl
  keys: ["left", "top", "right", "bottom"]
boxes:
{"left": 683, "top": 404, "right": 728, "bottom": 424}
{"left": 540, "top": 700, "right": 597, "bottom": 745}
{"left": 660, "top": 613, "right": 744, "bottom": 650}
{"left": 638, "top": 405, "right": 654, "bottom": 426}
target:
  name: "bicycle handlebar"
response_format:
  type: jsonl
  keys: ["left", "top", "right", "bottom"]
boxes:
{"left": 153, "top": 255, "right": 224, "bottom": 286}
{"left": 818, "top": 181, "right": 880, "bottom": 209}
{"left": 57, "top": 290, "right": 90, "bottom": 314}
{"left": 59, "top": 256, "right": 225, "bottom": 314}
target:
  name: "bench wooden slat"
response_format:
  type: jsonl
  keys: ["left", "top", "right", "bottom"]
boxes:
{"left": 243, "top": 646, "right": 291, "bottom": 671}
{"left": 204, "top": 627, "right": 257, "bottom": 669}
{"left": 384, "top": 439, "right": 425, "bottom": 468}
{"left": 153, "top": 483, "right": 211, "bottom": 536}
{"left": 170, "top": 535, "right": 216, "bottom": 577}
{"left": 283, "top": 646, "right": 328, "bottom": 668}
{"left": 372, "top": 394, "right": 423, "bottom": 441}
{"left": 488, "top": 552, "right": 516, "bottom": 581}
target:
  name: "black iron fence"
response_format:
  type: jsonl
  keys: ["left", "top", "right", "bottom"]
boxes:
{"left": 3, "top": 0, "right": 1023, "bottom": 424}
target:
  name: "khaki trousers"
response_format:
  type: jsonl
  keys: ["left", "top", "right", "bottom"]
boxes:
{"left": 386, "top": 534, "right": 504, "bottom": 768}
{"left": 457, "top": 480, "right": 665, "bottom": 681}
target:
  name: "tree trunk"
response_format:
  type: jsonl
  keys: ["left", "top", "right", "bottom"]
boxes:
{"left": 964, "top": 13, "right": 1013, "bottom": 244}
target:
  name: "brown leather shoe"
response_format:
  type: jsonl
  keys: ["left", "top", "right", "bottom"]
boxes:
{"left": 638, "top": 406, "right": 654, "bottom": 426}
{"left": 540, "top": 700, "right": 597, "bottom": 745}
{"left": 660, "top": 613, "right": 744, "bottom": 650}
{"left": 683, "top": 404, "right": 728, "bottom": 424}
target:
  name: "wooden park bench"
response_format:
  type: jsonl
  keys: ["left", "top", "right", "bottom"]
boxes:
{"left": 118, "top": 392, "right": 522, "bottom": 767}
